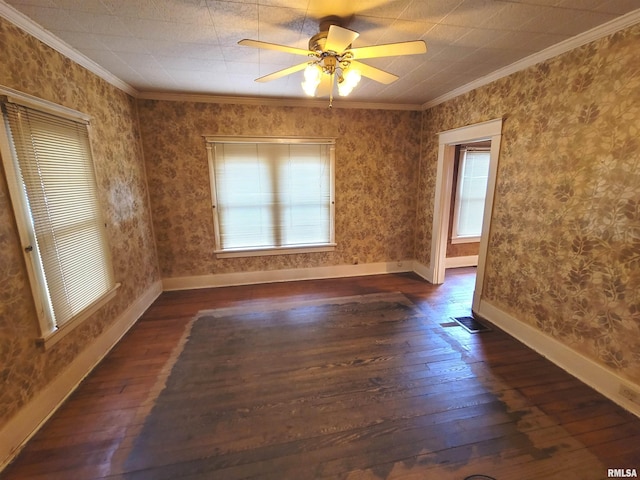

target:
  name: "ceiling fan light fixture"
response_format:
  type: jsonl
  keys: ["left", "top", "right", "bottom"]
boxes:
{"left": 338, "top": 68, "right": 361, "bottom": 96}
{"left": 302, "top": 64, "right": 321, "bottom": 96}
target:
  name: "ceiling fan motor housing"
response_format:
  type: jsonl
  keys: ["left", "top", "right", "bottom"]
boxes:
{"left": 308, "top": 31, "right": 329, "bottom": 53}
{"left": 310, "top": 16, "right": 351, "bottom": 53}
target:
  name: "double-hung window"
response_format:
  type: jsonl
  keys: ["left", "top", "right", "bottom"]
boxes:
{"left": 0, "top": 87, "right": 118, "bottom": 348}
{"left": 451, "top": 147, "right": 490, "bottom": 243}
{"left": 206, "top": 137, "right": 336, "bottom": 258}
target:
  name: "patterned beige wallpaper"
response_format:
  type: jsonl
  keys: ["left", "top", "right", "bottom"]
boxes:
{"left": 0, "top": 17, "right": 160, "bottom": 429}
{"left": 416, "top": 24, "right": 640, "bottom": 384}
{"left": 137, "top": 101, "right": 421, "bottom": 278}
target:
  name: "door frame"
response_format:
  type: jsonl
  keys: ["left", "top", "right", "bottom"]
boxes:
{"left": 428, "top": 118, "right": 503, "bottom": 313}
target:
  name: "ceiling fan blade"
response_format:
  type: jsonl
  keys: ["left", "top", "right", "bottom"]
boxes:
{"left": 238, "top": 39, "right": 312, "bottom": 57}
{"left": 349, "top": 40, "right": 426, "bottom": 59}
{"left": 255, "top": 62, "right": 310, "bottom": 83}
{"left": 324, "top": 25, "right": 359, "bottom": 53}
{"left": 316, "top": 74, "right": 333, "bottom": 97}
{"left": 349, "top": 60, "right": 398, "bottom": 84}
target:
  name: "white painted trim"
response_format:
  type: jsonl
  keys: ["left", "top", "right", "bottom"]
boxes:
{"left": 450, "top": 236, "right": 480, "bottom": 244}
{"left": 0, "top": 280, "right": 162, "bottom": 471}
{"left": 215, "top": 245, "right": 336, "bottom": 259}
{"left": 0, "top": 2, "right": 137, "bottom": 97}
{"left": 473, "top": 136, "right": 502, "bottom": 313}
{"left": 422, "top": 8, "right": 640, "bottom": 110}
{"left": 429, "top": 118, "right": 503, "bottom": 289}
{"left": 0, "top": 85, "right": 91, "bottom": 121}
{"left": 477, "top": 300, "right": 640, "bottom": 418}
{"left": 445, "top": 255, "right": 478, "bottom": 269}
{"left": 38, "top": 283, "right": 121, "bottom": 350}
{"left": 411, "top": 260, "right": 433, "bottom": 283}
{"left": 204, "top": 135, "right": 336, "bottom": 144}
{"left": 162, "top": 261, "right": 414, "bottom": 291}
{"left": 429, "top": 142, "right": 456, "bottom": 285}
{"left": 137, "top": 91, "right": 423, "bottom": 111}
{"left": 438, "top": 118, "right": 503, "bottom": 144}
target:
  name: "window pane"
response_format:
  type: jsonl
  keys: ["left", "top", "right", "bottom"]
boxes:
{"left": 211, "top": 140, "right": 333, "bottom": 251}
{"left": 279, "top": 144, "right": 331, "bottom": 245}
{"left": 215, "top": 144, "right": 275, "bottom": 249}
{"left": 456, "top": 150, "right": 490, "bottom": 238}
{"left": 2, "top": 102, "right": 115, "bottom": 330}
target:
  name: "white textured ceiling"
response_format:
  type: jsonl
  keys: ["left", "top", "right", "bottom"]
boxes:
{"left": 3, "top": 0, "right": 640, "bottom": 106}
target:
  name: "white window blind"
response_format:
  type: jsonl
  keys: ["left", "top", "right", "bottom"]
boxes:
{"left": 452, "top": 148, "right": 490, "bottom": 241}
{"left": 1, "top": 100, "right": 116, "bottom": 340}
{"left": 208, "top": 138, "right": 335, "bottom": 255}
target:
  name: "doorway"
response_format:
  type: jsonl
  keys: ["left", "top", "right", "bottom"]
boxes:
{"left": 428, "top": 118, "right": 503, "bottom": 313}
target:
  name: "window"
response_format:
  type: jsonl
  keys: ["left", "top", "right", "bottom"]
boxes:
{"left": 0, "top": 88, "right": 118, "bottom": 347}
{"left": 206, "top": 137, "right": 335, "bottom": 258}
{"left": 451, "top": 147, "right": 490, "bottom": 243}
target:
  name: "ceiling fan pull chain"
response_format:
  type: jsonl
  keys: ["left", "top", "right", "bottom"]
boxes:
{"left": 329, "top": 73, "right": 334, "bottom": 108}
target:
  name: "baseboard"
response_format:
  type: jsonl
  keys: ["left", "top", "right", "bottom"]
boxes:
{"left": 411, "top": 260, "right": 433, "bottom": 283}
{"left": 477, "top": 299, "right": 640, "bottom": 418}
{"left": 445, "top": 255, "right": 478, "bottom": 268}
{"left": 162, "top": 260, "right": 415, "bottom": 291}
{"left": 0, "top": 280, "right": 163, "bottom": 471}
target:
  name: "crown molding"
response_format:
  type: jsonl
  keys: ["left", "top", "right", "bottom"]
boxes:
{"left": 0, "top": 0, "right": 138, "bottom": 97}
{"left": 137, "top": 91, "right": 423, "bottom": 111}
{"left": 422, "top": 8, "right": 640, "bottom": 110}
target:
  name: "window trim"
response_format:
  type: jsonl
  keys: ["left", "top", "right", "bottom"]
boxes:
{"left": 214, "top": 244, "right": 337, "bottom": 259}
{"left": 0, "top": 85, "right": 91, "bottom": 122}
{"left": 205, "top": 136, "right": 336, "bottom": 258}
{"left": 451, "top": 147, "right": 490, "bottom": 244}
{"left": 0, "top": 86, "right": 119, "bottom": 349}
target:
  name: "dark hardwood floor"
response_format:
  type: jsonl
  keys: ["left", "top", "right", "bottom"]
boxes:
{"left": 2, "top": 268, "right": 639, "bottom": 479}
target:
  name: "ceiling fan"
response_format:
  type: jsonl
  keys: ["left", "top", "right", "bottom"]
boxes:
{"left": 238, "top": 17, "right": 427, "bottom": 106}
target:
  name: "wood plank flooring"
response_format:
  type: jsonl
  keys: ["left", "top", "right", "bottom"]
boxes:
{"left": 2, "top": 268, "right": 639, "bottom": 479}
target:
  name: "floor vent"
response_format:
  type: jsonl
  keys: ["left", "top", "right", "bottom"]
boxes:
{"left": 452, "top": 316, "right": 491, "bottom": 333}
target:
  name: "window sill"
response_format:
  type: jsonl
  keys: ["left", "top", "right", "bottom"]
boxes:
{"left": 36, "top": 283, "right": 121, "bottom": 350}
{"left": 215, "top": 244, "right": 336, "bottom": 259}
{"left": 451, "top": 236, "right": 481, "bottom": 244}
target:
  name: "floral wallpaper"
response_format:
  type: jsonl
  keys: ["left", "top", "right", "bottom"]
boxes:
{"left": 137, "top": 101, "right": 421, "bottom": 278}
{"left": 0, "top": 17, "right": 160, "bottom": 429}
{"left": 446, "top": 240, "right": 479, "bottom": 259}
{"left": 416, "top": 23, "right": 640, "bottom": 384}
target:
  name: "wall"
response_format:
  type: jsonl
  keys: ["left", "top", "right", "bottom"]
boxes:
{"left": 137, "top": 100, "right": 421, "bottom": 280}
{"left": 416, "top": 23, "right": 640, "bottom": 386}
{"left": 0, "top": 16, "right": 159, "bottom": 435}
